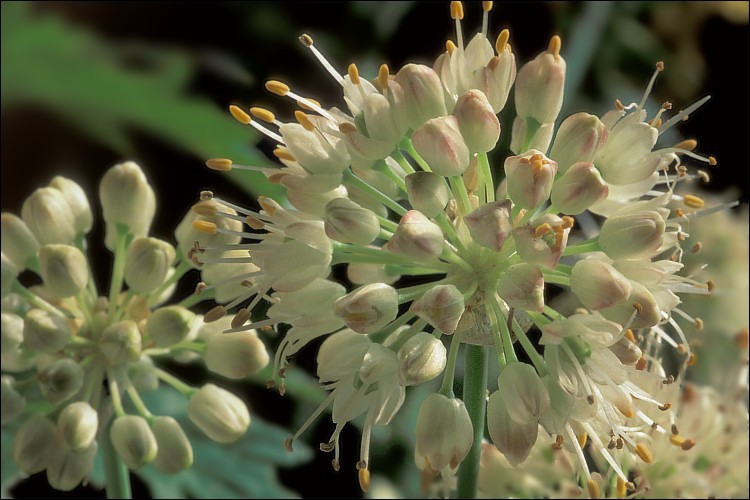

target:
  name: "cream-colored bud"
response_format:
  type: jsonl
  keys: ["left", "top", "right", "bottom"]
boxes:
{"left": 550, "top": 162, "right": 608, "bottom": 215}
{"left": 205, "top": 332, "right": 270, "bottom": 379}
{"left": 1, "top": 375, "right": 25, "bottom": 425}
{"left": 453, "top": 89, "right": 501, "bottom": 153}
{"left": 1, "top": 252, "right": 18, "bottom": 298}
{"left": 37, "top": 358, "right": 83, "bottom": 405}
{"left": 317, "top": 329, "right": 372, "bottom": 382}
{"left": 512, "top": 215, "right": 569, "bottom": 269}
{"left": 21, "top": 187, "right": 77, "bottom": 245}
{"left": 385, "top": 210, "right": 444, "bottom": 261}
{"left": 509, "top": 118, "right": 555, "bottom": 154}
{"left": 497, "top": 263, "right": 545, "bottom": 312}
{"left": 549, "top": 113, "right": 608, "bottom": 173}
{"left": 484, "top": 47, "right": 517, "bottom": 113}
{"left": 405, "top": 172, "right": 451, "bottom": 218}
{"left": 57, "top": 401, "right": 98, "bottom": 452}
{"left": 110, "top": 415, "right": 158, "bottom": 470}
{"left": 465, "top": 199, "right": 513, "bottom": 251}
{"left": 570, "top": 259, "right": 632, "bottom": 310}
{"left": 13, "top": 414, "right": 57, "bottom": 474}
{"left": 415, "top": 393, "right": 473, "bottom": 475}
{"left": 393, "top": 64, "right": 448, "bottom": 131}
{"left": 599, "top": 211, "right": 665, "bottom": 261}
{"left": 346, "top": 263, "right": 401, "bottom": 286}
{"left": 38, "top": 244, "right": 89, "bottom": 298}
{"left": 188, "top": 384, "right": 250, "bottom": 443}
{"left": 358, "top": 343, "right": 399, "bottom": 386}
{"left": 48, "top": 176, "right": 93, "bottom": 235}
{"left": 1, "top": 312, "right": 24, "bottom": 354}
{"left": 504, "top": 150, "right": 558, "bottom": 210}
{"left": 100, "top": 162, "right": 156, "bottom": 246}
{"left": 123, "top": 237, "right": 176, "bottom": 294}
{"left": 599, "top": 281, "right": 661, "bottom": 329}
{"left": 333, "top": 283, "right": 399, "bottom": 334}
{"left": 145, "top": 306, "right": 195, "bottom": 348}
{"left": 99, "top": 320, "right": 141, "bottom": 365}
{"left": 23, "top": 308, "right": 71, "bottom": 353}
{"left": 46, "top": 440, "right": 97, "bottom": 491}
{"left": 151, "top": 416, "right": 194, "bottom": 474}
{"left": 497, "top": 362, "right": 550, "bottom": 424}
{"left": 397, "top": 332, "right": 446, "bottom": 385}
{"left": 128, "top": 357, "right": 159, "bottom": 392}
{"left": 324, "top": 198, "right": 380, "bottom": 246}
{"left": 410, "top": 284, "right": 465, "bottom": 334}
{"left": 609, "top": 335, "right": 642, "bottom": 365}
{"left": 412, "top": 116, "right": 471, "bottom": 177}
{"left": 487, "top": 389, "right": 538, "bottom": 467}
{"left": 514, "top": 43, "right": 566, "bottom": 124}
{"left": 1, "top": 213, "right": 40, "bottom": 269}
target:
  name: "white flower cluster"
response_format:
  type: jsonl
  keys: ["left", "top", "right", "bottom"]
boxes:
{"left": 188, "top": 1, "right": 743, "bottom": 496}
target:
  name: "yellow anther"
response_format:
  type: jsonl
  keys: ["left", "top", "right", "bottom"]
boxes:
{"left": 258, "top": 196, "right": 277, "bottom": 215}
{"left": 450, "top": 1, "right": 464, "bottom": 20}
{"left": 677, "top": 343, "right": 687, "bottom": 354}
{"left": 205, "top": 158, "right": 233, "bottom": 172}
{"left": 615, "top": 99, "right": 625, "bottom": 110}
{"left": 273, "top": 147, "right": 296, "bottom": 162}
{"left": 618, "top": 404, "right": 635, "bottom": 419}
{"left": 249, "top": 107, "right": 276, "bottom": 124}
{"left": 348, "top": 63, "right": 361, "bottom": 85}
{"left": 204, "top": 305, "right": 227, "bottom": 323}
{"left": 669, "top": 434, "right": 686, "bottom": 447}
{"left": 298, "top": 98, "right": 321, "bottom": 111}
{"left": 650, "top": 118, "right": 663, "bottom": 128}
{"left": 299, "top": 33, "right": 314, "bottom": 47}
{"left": 229, "top": 104, "right": 252, "bottom": 125}
{"left": 446, "top": 39, "right": 457, "bottom": 55}
{"left": 577, "top": 433, "right": 587, "bottom": 449}
{"left": 635, "top": 443, "right": 653, "bottom": 464}
{"left": 495, "top": 29, "right": 510, "bottom": 54}
{"left": 694, "top": 317, "right": 704, "bottom": 330}
{"left": 561, "top": 216, "right": 575, "bottom": 229}
{"left": 708, "top": 156, "right": 717, "bottom": 166}
{"left": 194, "top": 282, "right": 207, "bottom": 295}
{"left": 548, "top": 35, "right": 562, "bottom": 59}
{"left": 358, "top": 467, "right": 370, "bottom": 492}
{"left": 378, "top": 64, "right": 390, "bottom": 90}
{"left": 587, "top": 479, "right": 600, "bottom": 500}
{"left": 245, "top": 215, "right": 264, "bottom": 230}
{"left": 683, "top": 194, "right": 705, "bottom": 209}
{"left": 294, "top": 110, "right": 315, "bottom": 131}
{"left": 616, "top": 476, "right": 627, "bottom": 498}
{"left": 674, "top": 139, "right": 698, "bottom": 151}
{"left": 284, "top": 437, "right": 294, "bottom": 452}
{"left": 192, "top": 201, "right": 218, "bottom": 217}
{"left": 192, "top": 220, "right": 218, "bottom": 235}
{"left": 656, "top": 61, "right": 665, "bottom": 71}
{"left": 534, "top": 223, "right": 553, "bottom": 238}
{"left": 483, "top": 1, "right": 493, "bottom": 12}
{"left": 339, "top": 122, "right": 357, "bottom": 134}
{"left": 231, "top": 308, "right": 251, "bottom": 329}
{"left": 265, "top": 80, "right": 290, "bottom": 96}
{"left": 674, "top": 208, "right": 685, "bottom": 218}
{"left": 625, "top": 329, "right": 636, "bottom": 343}
{"left": 687, "top": 353, "right": 697, "bottom": 366}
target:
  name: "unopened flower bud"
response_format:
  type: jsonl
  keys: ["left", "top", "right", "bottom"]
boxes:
{"left": 509, "top": 118, "right": 555, "bottom": 154}
{"left": 410, "top": 284, "right": 465, "bottom": 334}
{"left": 487, "top": 389, "right": 538, "bottom": 467}
{"left": 394, "top": 64, "right": 447, "bottom": 131}
{"left": 333, "top": 283, "right": 398, "bottom": 334}
{"left": 188, "top": 384, "right": 250, "bottom": 443}
{"left": 145, "top": 306, "right": 195, "bottom": 348}
{"left": 48, "top": 176, "right": 93, "bottom": 235}
{"left": 1, "top": 312, "right": 24, "bottom": 354}
{"left": 37, "top": 358, "right": 83, "bottom": 405}
{"left": 570, "top": 259, "right": 632, "bottom": 310}
{"left": 287, "top": 184, "right": 348, "bottom": 217}
{"left": 124, "top": 237, "right": 175, "bottom": 294}
{"left": 397, "top": 332, "right": 446, "bottom": 385}
{"left": 599, "top": 211, "right": 665, "bottom": 260}
{"left": 46, "top": 440, "right": 97, "bottom": 491}
{"left": 514, "top": 37, "right": 566, "bottom": 124}
{"left": 609, "top": 335, "right": 643, "bottom": 365}
{"left": 359, "top": 343, "right": 399, "bottom": 386}
{"left": 13, "top": 414, "right": 57, "bottom": 474}
{"left": 57, "top": 402, "right": 98, "bottom": 452}
{"left": 415, "top": 393, "right": 473, "bottom": 475}
{"left": 205, "top": 332, "right": 270, "bottom": 379}
{"left": 485, "top": 45, "right": 517, "bottom": 113}
{"left": 465, "top": 200, "right": 513, "bottom": 251}
{"left": 1, "top": 213, "right": 40, "bottom": 269}
{"left": 317, "top": 329, "right": 372, "bottom": 382}
{"left": 453, "top": 89, "right": 501, "bottom": 153}
{"left": 347, "top": 263, "right": 401, "bottom": 285}
{"left": 1, "top": 375, "right": 25, "bottom": 425}
{"left": 549, "top": 113, "right": 608, "bottom": 173}
{"left": 151, "top": 416, "right": 194, "bottom": 474}
{"left": 1, "top": 252, "right": 18, "bottom": 298}
{"left": 497, "top": 263, "right": 545, "bottom": 312}
{"left": 99, "top": 320, "right": 141, "bottom": 365}
{"left": 498, "top": 362, "right": 550, "bottom": 423}
{"left": 385, "top": 210, "right": 444, "bottom": 261}
{"left": 504, "top": 150, "right": 558, "bottom": 210}
{"left": 599, "top": 282, "right": 661, "bottom": 329}
{"left": 412, "top": 116, "right": 471, "bottom": 177}
{"left": 110, "top": 415, "right": 158, "bottom": 470}
{"left": 405, "top": 172, "right": 451, "bottom": 218}
{"left": 128, "top": 357, "right": 159, "bottom": 392}
{"left": 38, "top": 244, "right": 89, "bottom": 298}
{"left": 23, "top": 308, "right": 71, "bottom": 353}
{"left": 100, "top": 162, "right": 156, "bottom": 246}
{"left": 550, "top": 162, "right": 608, "bottom": 215}
{"left": 324, "top": 198, "right": 380, "bottom": 246}
{"left": 21, "top": 187, "right": 77, "bottom": 245}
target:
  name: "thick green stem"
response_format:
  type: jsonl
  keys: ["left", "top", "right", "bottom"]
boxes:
{"left": 344, "top": 169, "right": 407, "bottom": 216}
{"left": 457, "top": 345, "right": 488, "bottom": 499}
{"left": 449, "top": 176, "right": 472, "bottom": 216}
{"left": 477, "top": 153, "right": 495, "bottom": 204}
{"left": 562, "top": 237, "right": 601, "bottom": 256}
{"left": 101, "top": 412, "right": 132, "bottom": 499}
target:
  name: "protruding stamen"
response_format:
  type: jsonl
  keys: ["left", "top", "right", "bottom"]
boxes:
{"left": 299, "top": 34, "right": 313, "bottom": 47}
{"left": 446, "top": 40, "right": 457, "bottom": 55}
{"left": 708, "top": 156, "right": 717, "bottom": 166}
{"left": 706, "top": 280, "right": 715, "bottom": 293}
{"left": 534, "top": 223, "right": 552, "bottom": 238}
{"left": 195, "top": 282, "right": 207, "bottom": 295}
{"left": 299, "top": 33, "right": 345, "bottom": 85}
{"left": 193, "top": 220, "right": 218, "bottom": 235}
{"left": 358, "top": 467, "right": 370, "bottom": 492}
{"left": 674, "top": 139, "right": 697, "bottom": 151}
{"left": 687, "top": 353, "right": 697, "bottom": 366}
{"left": 348, "top": 63, "right": 361, "bottom": 85}
{"left": 639, "top": 61, "right": 665, "bottom": 110}
{"left": 200, "top": 190, "right": 214, "bottom": 201}
{"left": 495, "top": 29, "right": 510, "bottom": 54}
{"left": 192, "top": 201, "right": 219, "bottom": 217}
{"left": 577, "top": 433, "right": 588, "bottom": 448}
{"left": 246, "top": 215, "right": 265, "bottom": 230}
{"left": 265, "top": 80, "right": 290, "bottom": 96}
{"left": 229, "top": 104, "right": 252, "bottom": 125}
{"left": 206, "top": 158, "right": 233, "bottom": 172}
{"left": 482, "top": 1, "right": 493, "bottom": 12}
{"left": 294, "top": 110, "right": 315, "bottom": 132}
{"left": 658, "top": 95, "right": 711, "bottom": 134}
{"left": 634, "top": 443, "right": 653, "bottom": 464}
{"left": 451, "top": 2, "right": 464, "bottom": 50}
{"left": 683, "top": 194, "right": 705, "bottom": 209}
{"left": 204, "top": 305, "right": 227, "bottom": 323}
{"left": 273, "top": 147, "right": 296, "bottom": 162}
{"left": 284, "top": 437, "right": 294, "bottom": 452}
{"left": 616, "top": 476, "right": 627, "bottom": 498}
{"left": 548, "top": 35, "right": 562, "bottom": 60}
{"left": 697, "top": 170, "right": 710, "bottom": 183}
{"left": 378, "top": 64, "right": 390, "bottom": 91}
{"left": 482, "top": 2, "right": 492, "bottom": 38}
{"left": 561, "top": 216, "right": 574, "bottom": 229}
{"left": 231, "top": 308, "right": 251, "bottom": 329}
{"left": 249, "top": 107, "right": 277, "bottom": 124}
{"left": 587, "top": 479, "right": 600, "bottom": 500}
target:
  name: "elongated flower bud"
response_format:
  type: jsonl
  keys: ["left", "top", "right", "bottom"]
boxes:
{"left": 397, "top": 332, "right": 446, "bottom": 385}
{"left": 57, "top": 402, "right": 98, "bottom": 452}
{"left": 514, "top": 36, "right": 566, "bottom": 124}
{"left": 599, "top": 281, "right": 661, "bottom": 329}
{"left": 497, "top": 263, "right": 545, "bottom": 312}
{"left": 453, "top": 89, "right": 501, "bottom": 153}
{"left": 599, "top": 211, "right": 665, "bottom": 261}
{"left": 393, "top": 64, "right": 447, "bottom": 131}
{"left": 512, "top": 215, "right": 570, "bottom": 269}
{"left": 46, "top": 440, "right": 97, "bottom": 491}
{"left": 1, "top": 375, "right": 25, "bottom": 425}
{"left": 188, "top": 384, "right": 250, "bottom": 443}
{"left": 1, "top": 312, "right": 24, "bottom": 354}
{"left": 124, "top": 237, "right": 176, "bottom": 294}
{"left": 128, "top": 357, "right": 159, "bottom": 392}
{"left": 333, "top": 283, "right": 399, "bottom": 334}
{"left": 1, "top": 252, "right": 18, "bottom": 299}
{"left": 99, "top": 320, "right": 141, "bottom": 365}
{"left": 412, "top": 116, "right": 471, "bottom": 177}
{"left": 145, "top": 306, "right": 195, "bottom": 348}
{"left": 13, "top": 414, "right": 57, "bottom": 474}
{"left": 1, "top": 213, "right": 40, "bottom": 269}
{"left": 110, "top": 415, "right": 158, "bottom": 470}
{"left": 405, "top": 172, "right": 451, "bottom": 218}
{"left": 498, "top": 362, "right": 550, "bottom": 424}
{"left": 504, "top": 150, "right": 558, "bottom": 210}
{"left": 487, "top": 390, "right": 538, "bottom": 467}
{"left": 23, "top": 308, "right": 71, "bottom": 353}
{"left": 550, "top": 162, "right": 608, "bottom": 215}
{"left": 151, "top": 416, "right": 194, "bottom": 474}
{"left": 549, "top": 113, "right": 608, "bottom": 173}
{"left": 38, "top": 244, "right": 89, "bottom": 298}
{"left": 465, "top": 199, "right": 513, "bottom": 251}
{"left": 324, "top": 198, "right": 380, "bottom": 246}
{"left": 410, "top": 284, "right": 465, "bottom": 334}
{"left": 21, "top": 187, "right": 77, "bottom": 245}
{"left": 37, "top": 358, "right": 83, "bottom": 405}
{"left": 385, "top": 210, "right": 444, "bottom": 261}
{"left": 415, "top": 393, "right": 473, "bottom": 476}
{"left": 509, "top": 118, "right": 555, "bottom": 155}
{"left": 570, "top": 259, "right": 632, "bottom": 310}
{"left": 205, "top": 332, "right": 270, "bottom": 379}
{"left": 48, "top": 176, "right": 93, "bottom": 235}
{"left": 100, "top": 161, "right": 156, "bottom": 245}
